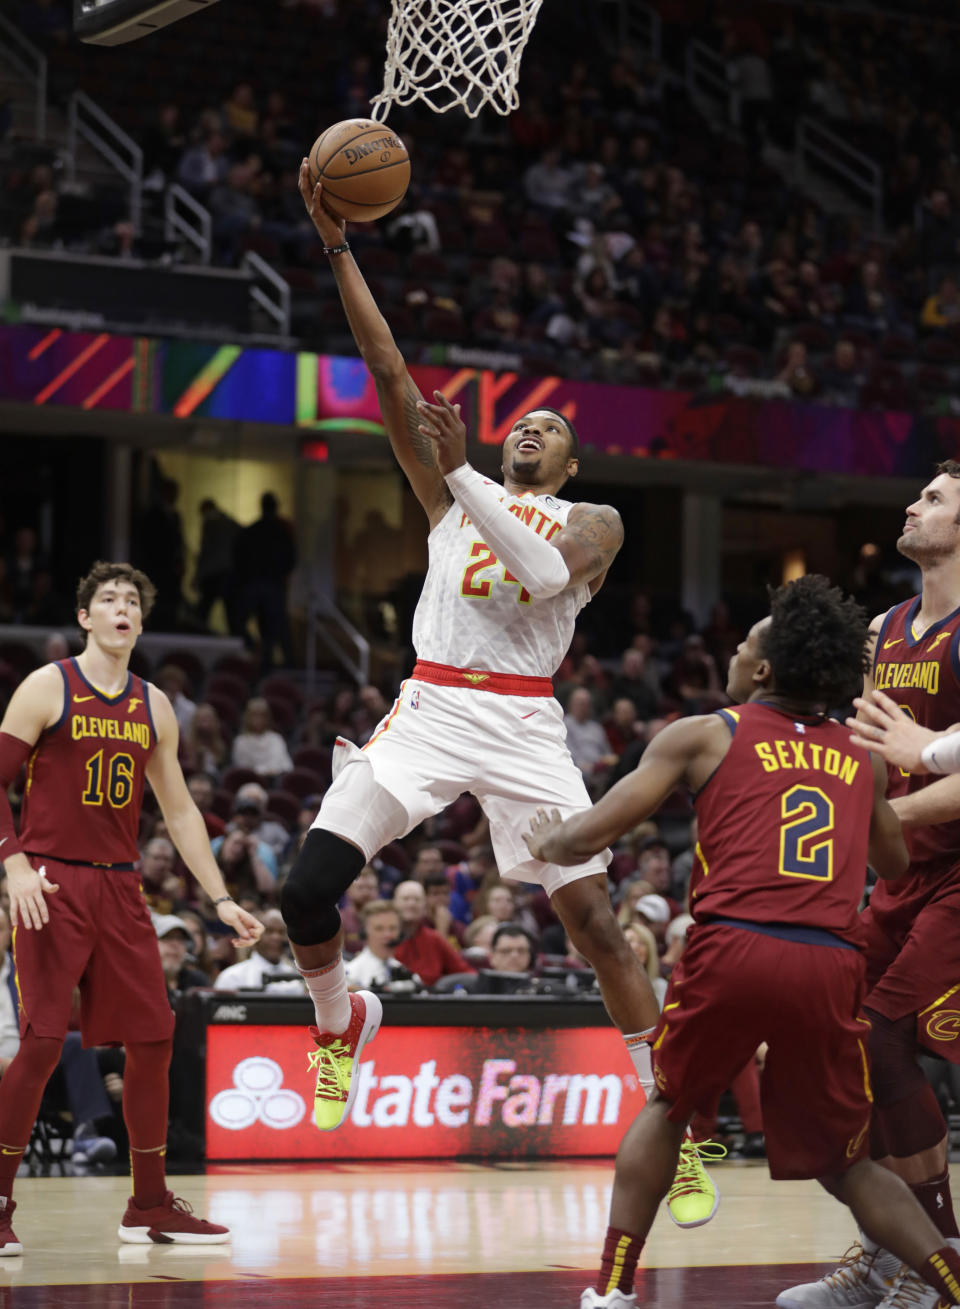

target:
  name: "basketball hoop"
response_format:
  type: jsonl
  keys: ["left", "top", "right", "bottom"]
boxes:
{"left": 371, "top": 0, "right": 545, "bottom": 121}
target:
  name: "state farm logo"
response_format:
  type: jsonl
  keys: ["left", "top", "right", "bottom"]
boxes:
{"left": 209, "top": 1056, "right": 306, "bottom": 1131}
{"left": 210, "top": 1055, "right": 623, "bottom": 1132}
{"left": 350, "top": 1058, "right": 621, "bottom": 1128}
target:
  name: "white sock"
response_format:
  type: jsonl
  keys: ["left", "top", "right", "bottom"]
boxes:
{"left": 298, "top": 954, "right": 351, "bottom": 1034}
{"left": 623, "top": 1029, "right": 656, "bottom": 1095}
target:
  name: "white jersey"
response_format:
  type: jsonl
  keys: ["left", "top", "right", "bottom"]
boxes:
{"left": 412, "top": 486, "right": 591, "bottom": 677}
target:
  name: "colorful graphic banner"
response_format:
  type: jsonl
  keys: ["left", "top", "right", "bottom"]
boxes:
{"left": 2, "top": 322, "right": 959, "bottom": 476}
{"left": 205, "top": 1023, "right": 645, "bottom": 1161}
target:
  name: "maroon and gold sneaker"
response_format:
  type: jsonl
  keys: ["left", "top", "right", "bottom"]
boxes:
{"left": 118, "top": 1192, "right": 230, "bottom": 1245}
{"left": 0, "top": 1200, "right": 22, "bottom": 1256}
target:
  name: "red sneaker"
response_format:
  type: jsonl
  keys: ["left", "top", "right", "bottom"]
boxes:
{"left": 0, "top": 1200, "right": 21, "bottom": 1256}
{"left": 118, "top": 1192, "right": 230, "bottom": 1245}
{"left": 308, "top": 990, "right": 382, "bottom": 1131}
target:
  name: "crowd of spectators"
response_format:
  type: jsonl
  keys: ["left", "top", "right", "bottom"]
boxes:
{"left": 2, "top": 0, "right": 960, "bottom": 410}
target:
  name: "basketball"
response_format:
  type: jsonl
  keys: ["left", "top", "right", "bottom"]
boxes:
{"left": 307, "top": 118, "right": 411, "bottom": 223}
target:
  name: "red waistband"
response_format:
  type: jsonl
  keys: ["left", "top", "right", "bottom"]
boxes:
{"left": 412, "top": 660, "right": 554, "bottom": 698}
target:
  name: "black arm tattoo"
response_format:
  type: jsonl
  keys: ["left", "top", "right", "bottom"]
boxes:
{"left": 564, "top": 505, "right": 625, "bottom": 577}
{"left": 401, "top": 378, "right": 437, "bottom": 469}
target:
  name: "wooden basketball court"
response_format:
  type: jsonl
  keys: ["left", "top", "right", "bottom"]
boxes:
{"left": 1, "top": 1156, "right": 933, "bottom": 1306}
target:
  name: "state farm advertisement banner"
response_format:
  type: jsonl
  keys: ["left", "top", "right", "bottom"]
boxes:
{"left": 206, "top": 1024, "right": 646, "bottom": 1160}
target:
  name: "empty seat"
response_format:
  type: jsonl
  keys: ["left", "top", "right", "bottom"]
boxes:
{"left": 278, "top": 766, "right": 324, "bottom": 799}
{"left": 221, "top": 765, "right": 261, "bottom": 793}
{"left": 292, "top": 746, "right": 332, "bottom": 779}
{"left": 265, "top": 789, "right": 302, "bottom": 828}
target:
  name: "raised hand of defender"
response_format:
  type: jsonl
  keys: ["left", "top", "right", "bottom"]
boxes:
{"left": 217, "top": 899, "right": 264, "bottom": 949}
{"left": 417, "top": 391, "right": 467, "bottom": 475}
{"left": 298, "top": 158, "right": 346, "bottom": 247}
{"left": 523, "top": 806, "right": 567, "bottom": 865}
{"left": 6, "top": 857, "right": 59, "bottom": 931}
{"left": 847, "top": 688, "right": 949, "bottom": 774}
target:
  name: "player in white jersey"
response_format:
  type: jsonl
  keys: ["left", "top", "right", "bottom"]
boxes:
{"left": 281, "top": 162, "right": 718, "bottom": 1234}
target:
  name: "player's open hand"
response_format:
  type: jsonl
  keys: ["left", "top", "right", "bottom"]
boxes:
{"left": 417, "top": 391, "right": 467, "bottom": 475}
{"left": 523, "top": 806, "right": 570, "bottom": 865}
{"left": 298, "top": 159, "right": 346, "bottom": 247}
{"left": 7, "top": 859, "right": 59, "bottom": 931}
{"left": 848, "top": 689, "right": 943, "bottom": 773}
{"left": 217, "top": 899, "right": 264, "bottom": 949}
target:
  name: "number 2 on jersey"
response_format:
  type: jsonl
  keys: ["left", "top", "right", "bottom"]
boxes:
{"left": 82, "top": 750, "right": 135, "bottom": 809}
{"left": 461, "top": 541, "right": 531, "bottom": 604}
{"left": 778, "top": 784, "right": 834, "bottom": 881}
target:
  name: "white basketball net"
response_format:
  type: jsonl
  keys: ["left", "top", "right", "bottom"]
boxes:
{"left": 371, "top": 0, "right": 545, "bottom": 121}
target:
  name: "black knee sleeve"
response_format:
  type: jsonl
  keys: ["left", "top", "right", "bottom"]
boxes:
{"left": 280, "top": 828, "right": 366, "bottom": 946}
{"left": 865, "top": 1007, "right": 927, "bottom": 1107}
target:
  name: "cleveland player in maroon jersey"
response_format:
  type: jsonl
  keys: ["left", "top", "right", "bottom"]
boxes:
{"left": 779, "top": 462, "right": 960, "bottom": 1309}
{"left": 0, "top": 562, "right": 262, "bottom": 1253}
{"left": 525, "top": 576, "right": 960, "bottom": 1309}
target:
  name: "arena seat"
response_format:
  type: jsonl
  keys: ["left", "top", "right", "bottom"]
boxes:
{"left": 259, "top": 674, "right": 303, "bottom": 706}
{"left": 221, "top": 766, "right": 260, "bottom": 793}
{"left": 207, "top": 672, "right": 251, "bottom": 702}
{"left": 265, "top": 789, "right": 302, "bottom": 827}
{"left": 292, "top": 746, "right": 332, "bottom": 780}
{"left": 160, "top": 650, "right": 204, "bottom": 691}
{"left": 263, "top": 696, "right": 298, "bottom": 733}
{"left": 278, "top": 767, "right": 324, "bottom": 799}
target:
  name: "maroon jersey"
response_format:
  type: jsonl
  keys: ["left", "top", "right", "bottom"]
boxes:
{"left": 873, "top": 596, "right": 960, "bottom": 873}
{"left": 690, "top": 702, "right": 874, "bottom": 945}
{"left": 19, "top": 659, "right": 156, "bottom": 866}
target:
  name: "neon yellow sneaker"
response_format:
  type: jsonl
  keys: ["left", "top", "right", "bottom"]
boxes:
{"left": 307, "top": 990, "right": 382, "bottom": 1131}
{"left": 666, "top": 1137, "right": 725, "bottom": 1228}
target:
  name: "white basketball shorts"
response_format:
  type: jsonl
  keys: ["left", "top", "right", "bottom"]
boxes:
{"left": 312, "top": 675, "right": 611, "bottom": 897}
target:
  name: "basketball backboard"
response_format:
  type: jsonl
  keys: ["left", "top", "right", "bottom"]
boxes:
{"left": 73, "top": 0, "right": 221, "bottom": 46}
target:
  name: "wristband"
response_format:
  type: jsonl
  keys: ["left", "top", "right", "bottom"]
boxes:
{"left": 323, "top": 242, "right": 350, "bottom": 256}
{"left": 921, "top": 738, "right": 955, "bottom": 775}
{"left": 213, "top": 895, "right": 234, "bottom": 906}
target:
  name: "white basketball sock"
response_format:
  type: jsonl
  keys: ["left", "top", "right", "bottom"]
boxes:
{"left": 298, "top": 954, "right": 352, "bottom": 1035}
{"left": 623, "top": 1028, "right": 657, "bottom": 1094}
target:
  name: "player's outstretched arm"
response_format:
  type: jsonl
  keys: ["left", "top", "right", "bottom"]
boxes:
{"left": 889, "top": 769, "right": 960, "bottom": 828}
{"left": 867, "top": 752, "right": 910, "bottom": 879}
{"left": 0, "top": 666, "right": 64, "bottom": 929}
{"left": 145, "top": 687, "right": 262, "bottom": 947}
{"left": 299, "top": 162, "right": 451, "bottom": 527}
{"left": 523, "top": 716, "right": 723, "bottom": 865}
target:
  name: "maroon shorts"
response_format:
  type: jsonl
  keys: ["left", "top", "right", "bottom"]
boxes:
{"left": 862, "top": 891, "right": 960, "bottom": 1062}
{"left": 652, "top": 923, "right": 872, "bottom": 1180}
{"left": 13, "top": 858, "right": 174, "bottom": 1047}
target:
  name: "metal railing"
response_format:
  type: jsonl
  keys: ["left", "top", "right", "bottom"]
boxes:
{"left": 0, "top": 12, "right": 47, "bottom": 141}
{"left": 796, "top": 116, "right": 883, "bottom": 231}
{"left": 242, "top": 250, "right": 291, "bottom": 338}
{"left": 305, "top": 596, "right": 371, "bottom": 694}
{"left": 164, "top": 184, "right": 212, "bottom": 264}
{"left": 685, "top": 40, "right": 739, "bottom": 126}
{"left": 604, "top": 0, "right": 662, "bottom": 60}
{"left": 66, "top": 91, "right": 144, "bottom": 231}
